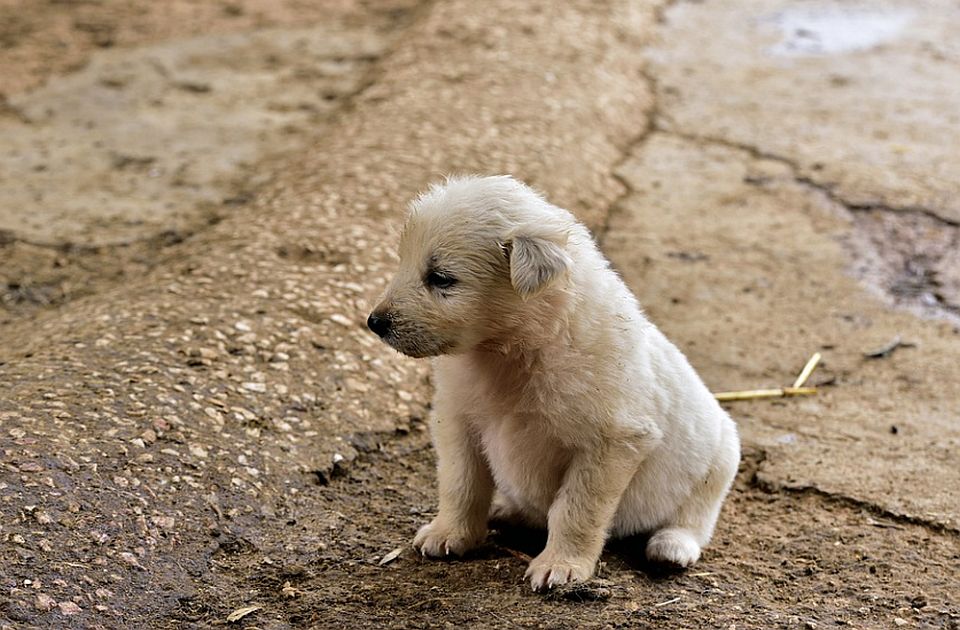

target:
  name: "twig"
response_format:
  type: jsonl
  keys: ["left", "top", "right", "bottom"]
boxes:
{"left": 714, "top": 387, "right": 816, "bottom": 402}
{"left": 498, "top": 546, "right": 533, "bottom": 563}
{"left": 864, "top": 336, "right": 915, "bottom": 359}
{"left": 792, "top": 352, "right": 822, "bottom": 388}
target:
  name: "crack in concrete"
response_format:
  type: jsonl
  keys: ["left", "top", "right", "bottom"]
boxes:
{"left": 594, "top": 0, "right": 683, "bottom": 246}
{"left": 644, "top": 126, "right": 960, "bottom": 321}
{"left": 747, "top": 448, "right": 960, "bottom": 536}
{"left": 656, "top": 126, "right": 960, "bottom": 229}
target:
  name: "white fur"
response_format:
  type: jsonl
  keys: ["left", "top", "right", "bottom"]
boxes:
{"left": 370, "top": 175, "right": 740, "bottom": 591}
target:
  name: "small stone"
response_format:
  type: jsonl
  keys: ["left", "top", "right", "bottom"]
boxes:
{"left": 35, "top": 593, "right": 56, "bottom": 611}
{"left": 119, "top": 552, "right": 143, "bottom": 568}
{"left": 343, "top": 378, "right": 368, "bottom": 392}
{"left": 242, "top": 382, "right": 266, "bottom": 393}
{"left": 234, "top": 321, "right": 252, "bottom": 332}
{"left": 189, "top": 444, "right": 208, "bottom": 459}
{"left": 893, "top": 619, "right": 908, "bottom": 627}
{"left": 58, "top": 601, "right": 82, "bottom": 615}
{"left": 330, "top": 314, "right": 353, "bottom": 327}
{"left": 19, "top": 462, "right": 43, "bottom": 472}
{"left": 152, "top": 516, "right": 175, "bottom": 530}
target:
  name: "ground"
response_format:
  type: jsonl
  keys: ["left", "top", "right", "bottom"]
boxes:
{"left": 1, "top": 0, "right": 959, "bottom": 628}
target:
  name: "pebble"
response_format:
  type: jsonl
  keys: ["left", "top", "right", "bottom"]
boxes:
{"left": 330, "top": 314, "right": 353, "bottom": 327}
{"left": 35, "top": 593, "right": 56, "bottom": 611}
{"left": 152, "top": 516, "right": 175, "bottom": 530}
{"left": 189, "top": 444, "right": 209, "bottom": 459}
{"left": 58, "top": 601, "right": 82, "bottom": 615}
{"left": 119, "top": 552, "right": 143, "bottom": 569}
{"left": 242, "top": 382, "right": 266, "bottom": 393}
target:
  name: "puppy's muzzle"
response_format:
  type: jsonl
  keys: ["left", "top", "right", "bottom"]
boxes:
{"left": 366, "top": 311, "right": 392, "bottom": 338}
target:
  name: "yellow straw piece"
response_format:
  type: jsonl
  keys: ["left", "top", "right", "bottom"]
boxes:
{"left": 713, "top": 387, "right": 817, "bottom": 402}
{"left": 792, "top": 352, "right": 822, "bottom": 389}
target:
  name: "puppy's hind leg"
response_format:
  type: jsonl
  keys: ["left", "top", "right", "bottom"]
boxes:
{"left": 489, "top": 493, "right": 545, "bottom": 529}
{"left": 646, "top": 423, "right": 740, "bottom": 568}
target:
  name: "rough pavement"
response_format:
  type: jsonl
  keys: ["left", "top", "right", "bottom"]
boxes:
{"left": 621, "top": 0, "right": 960, "bottom": 530}
{"left": 1, "top": 0, "right": 959, "bottom": 628}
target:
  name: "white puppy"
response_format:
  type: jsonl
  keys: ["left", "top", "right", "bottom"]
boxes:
{"left": 368, "top": 175, "right": 740, "bottom": 591}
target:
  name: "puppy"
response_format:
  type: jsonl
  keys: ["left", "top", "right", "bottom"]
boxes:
{"left": 368, "top": 175, "right": 740, "bottom": 591}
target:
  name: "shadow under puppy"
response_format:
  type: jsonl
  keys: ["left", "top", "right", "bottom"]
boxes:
{"left": 368, "top": 175, "right": 740, "bottom": 591}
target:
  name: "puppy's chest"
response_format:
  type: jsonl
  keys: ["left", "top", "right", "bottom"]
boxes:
{"left": 476, "top": 411, "right": 570, "bottom": 510}
{"left": 469, "top": 355, "right": 589, "bottom": 419}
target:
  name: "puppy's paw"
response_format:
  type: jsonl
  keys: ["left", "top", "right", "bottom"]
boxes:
{"left": 413, "top": 519, "right": 485, "bottom": 558}
{"left": 645, "top": 528, "right": 701, "bottom": 568}
{"left": 524, "top": 551, "right": 596, "bottom": 592}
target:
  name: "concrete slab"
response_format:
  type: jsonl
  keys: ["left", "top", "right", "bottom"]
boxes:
{"left": 650, "top": 0, "right": 960, "bottom": 223}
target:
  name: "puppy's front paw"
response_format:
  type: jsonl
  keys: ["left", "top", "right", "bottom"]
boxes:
{"left": 413, "top": 518, "right": 485, "bottom": 558}
{"left": 524, "top": 551, "right": 597, "bottom": 592}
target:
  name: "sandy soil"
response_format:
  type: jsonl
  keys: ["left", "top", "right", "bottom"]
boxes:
{"left": 1, "top": 1, "right": 958, "bottom": 628}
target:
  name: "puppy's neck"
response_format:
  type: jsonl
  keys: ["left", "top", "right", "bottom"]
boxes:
{"left": 475, "top": 289, "right": 574, "bottom": 357}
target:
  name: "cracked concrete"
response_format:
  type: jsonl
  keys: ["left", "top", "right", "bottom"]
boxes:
{"left": 651, "top": 0, "right": 960, "bottom": 223}
{"left": 606, "top": 130, "right": 960, "bottom": 531}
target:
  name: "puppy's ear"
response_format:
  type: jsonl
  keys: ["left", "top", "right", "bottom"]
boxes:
{"left": 508, "top": 234, "right": 572, "bottom": 299}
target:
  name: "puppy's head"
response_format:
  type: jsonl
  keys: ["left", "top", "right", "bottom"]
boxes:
{"left": 368, "top": 175, "right": 575, "bottom": 358}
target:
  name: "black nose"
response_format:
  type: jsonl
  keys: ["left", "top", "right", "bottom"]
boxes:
{"left": 367, "top": 312, "right": 391, "bottom": 338}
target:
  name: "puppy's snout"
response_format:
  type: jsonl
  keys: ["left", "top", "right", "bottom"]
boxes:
{"left": 367, "top": 311, "right": 392, "bottom": 338}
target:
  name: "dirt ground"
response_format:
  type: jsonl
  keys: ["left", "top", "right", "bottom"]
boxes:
{"left": 1, "top": 0, "right": 959, "bottom": 628}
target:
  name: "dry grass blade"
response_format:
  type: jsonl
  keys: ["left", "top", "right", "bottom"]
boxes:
{"left": 714, "top": 387, "right": 816, "bottom": 402}
{"left": 378, "top": 547, "right": 403, "bottom": 566}
{"left": 226, "top": 605, "right": 262, "bottom": 623}
{"left": 792, "top": 352, "right": 822, "bottom": 388}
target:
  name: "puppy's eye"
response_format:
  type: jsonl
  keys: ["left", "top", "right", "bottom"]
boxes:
{"left": 425, "top": 270, "right": 457, "bottom": 289}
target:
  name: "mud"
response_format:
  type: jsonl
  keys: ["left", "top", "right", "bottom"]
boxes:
{"left": 848, "top": 209, "right": 960, "bottom": 324}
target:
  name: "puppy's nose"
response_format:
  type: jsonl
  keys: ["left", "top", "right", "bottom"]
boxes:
{"left": 367, "top": 312, "right": 392, "bottom": 338}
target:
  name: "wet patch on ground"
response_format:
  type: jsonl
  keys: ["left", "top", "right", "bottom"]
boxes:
{"left": 846, "top": 208, "right": 960, "bottom": 325}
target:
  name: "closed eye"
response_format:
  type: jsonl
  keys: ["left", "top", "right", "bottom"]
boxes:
{"left": 425, "top": 270, "right": 457, "bottom": 289}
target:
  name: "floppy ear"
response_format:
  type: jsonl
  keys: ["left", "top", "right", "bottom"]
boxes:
{"left": 508, "top": 235, "right": 572, "bottom": 299}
